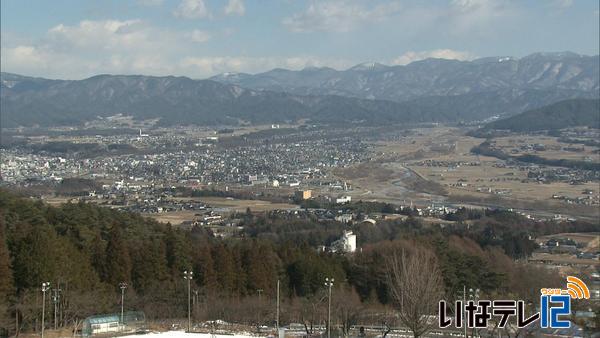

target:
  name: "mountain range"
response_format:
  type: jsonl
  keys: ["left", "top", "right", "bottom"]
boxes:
{"left": 1, "top": 52, "right": 598, "bottom": 128}
{"left": 211, "top": 52, "right": 599, "bottom": 102}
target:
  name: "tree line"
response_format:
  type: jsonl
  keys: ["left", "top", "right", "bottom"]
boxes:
{"left": 0, "top": 189, "right": 594, "bottom": 336}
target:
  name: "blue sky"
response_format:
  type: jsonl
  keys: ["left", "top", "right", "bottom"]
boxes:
{"left": 1, "top": 0, "right": 599, "bottom": 79}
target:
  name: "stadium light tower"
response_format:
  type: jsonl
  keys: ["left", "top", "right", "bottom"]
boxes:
{"left": 119, "top": 282, "right": 128, "bottom": 325}
{"left": 183, "top": 270, "right": 194, "bottom": 332}
{"left": 324, "top": 278, "right": 334, "bottom": 338}
{"left": 41, "top": 282, "right": 50, "bottom": 338}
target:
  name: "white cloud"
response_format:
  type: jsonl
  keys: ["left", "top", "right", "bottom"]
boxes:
{"left": 282, "top": 0, "right": 402, "bottom": 33}
{"left": 392, "top": 49, "right": 474, "bottom": 65}
{"left": 173, "top": 0, "right": 210, "bottom": 19}
{"left": 3, "top": 46, "right": 47, "bottom": 67}
{"left": 47, "top": 20, "right": 149, "bottom": 51}
{"left": 136, "top": 0, "right": 164, "bottom": 6}
{"left": 0, "top": 19, "right": 354, "bottom": 79}
{"left": 1, "top": 19, "right": 189, "bottom": 79}
{"left": 189, "top": 29, "right": 211, "bottom": 43}
{"left": 224, "top": 0, "right": 245, "bottom": 16}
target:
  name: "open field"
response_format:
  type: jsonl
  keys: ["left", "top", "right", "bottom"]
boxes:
{"left": 41, "top": 196, "right": 75, "bottom": 206}
{"left": 494, "top": 135, "right": 599, "bottom": 161}
{"left": 171, "top": 196, "right": 298, "bottom": 212}
{"left": 333, "top": 127, "right": 600, "bottom": 219}
{"left": 143, "top": 210, "right": 202, "bottom": 225}
{"left": 144, "top": 197, "right": 298, "bottom": 225}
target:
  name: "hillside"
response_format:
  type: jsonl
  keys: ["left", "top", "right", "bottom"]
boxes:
{"left": 1, "top": 72, "right": 558, "bottom": 128}
{"left": 2, "top": 52, "right": 599, "bottom": 128}
{"left": 482, "top": 98, "right": 600, "bottom": 132}
{"left": 0, "top": 73, "right": 415, "bottom": 127}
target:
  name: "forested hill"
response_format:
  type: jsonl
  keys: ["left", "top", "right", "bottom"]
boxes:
{"left": 482, "top": 98, "right": 600, "bottom": 132}
{"left": 0, "top": 189, "right": 596, "bottom": 334}
{"left": 0, "top": 72, "right": 506, "bottom": 128}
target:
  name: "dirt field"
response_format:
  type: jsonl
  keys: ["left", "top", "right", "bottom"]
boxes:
{"left": 171, "top": 196, "right": 298, "bottom": 212}
{"left": 144, "top": 197, "right": 298, "bottom": 225}
{"left": 143, "top": 210, "right": 202, "bottom": 225}
{"left": 332, "top": 127, "right": 600, "bottom": 219}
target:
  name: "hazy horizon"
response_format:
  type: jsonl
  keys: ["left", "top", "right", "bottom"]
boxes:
{"left": 2, "top": 0, "right": 599, "bottom": 80}
{"left": 2, "top": 50, "right": 599, "bottom": 81}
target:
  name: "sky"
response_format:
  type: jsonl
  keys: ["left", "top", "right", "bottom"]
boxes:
{"left": 1, "top": 0, "right": 599, "bottom": 80}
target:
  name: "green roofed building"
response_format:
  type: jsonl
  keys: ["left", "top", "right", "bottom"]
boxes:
{"left": 81, "top": 311, "right": 145, "bottom": 337}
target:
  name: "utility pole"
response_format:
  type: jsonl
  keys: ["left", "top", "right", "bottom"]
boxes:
{"left": 324, "top": 278, "right": 334, "bottom": 338}
{"left": 119, "top": 282, "right": 128, "bottom": 327}
{"left": 276, "top": 280, "right": 280, "bottom": 332}
{"left": 469, "top": 288, "right": 480, "bottom": 338}
{"left": 183, "top": 270, "right": 193, "bottom": 332}
{"left": 41, "top": 282, "right": 50, "bottom": 338}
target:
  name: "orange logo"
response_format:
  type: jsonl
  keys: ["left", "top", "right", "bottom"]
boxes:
{"left": 564, "top": 276, "right": 590, "bottom": 299}
{"left": 541, "top": 276, "right": 590, "bottom": 300}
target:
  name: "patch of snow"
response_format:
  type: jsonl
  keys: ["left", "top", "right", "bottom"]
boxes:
{"left": 122, "top": 331, "right": 262, "bottom": 338}
{"left": 550, "top": 62, "right": 563, "bottom": 75}
{"left": 527, "top": 62, "right": 552, "bottom": 83}
{"left": 230, "top": 85, "right": 244, "bottom": 98}
{"left": 2, "top": 80, "right": 16, "bottom": 88}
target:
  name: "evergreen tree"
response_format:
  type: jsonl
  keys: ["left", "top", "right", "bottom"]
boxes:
{"left": 131, "top": 239, "right": 168, "bottom": 294}
{"left": 104, "top": 226, "right": 132, "bottom": 286}
{"left": 194, "top": 244, "right": 217, "bottom": 291}
{"left": 0, "top": 216, "right": 13, "bottom": 301}
{"left": 11, "top": 223, "right": 59, "bottom": 290}
{"left": 212, "top": 244, "right": 237, "bottom": 295}
{"left": 165, "top": 225, "right": 191, "bottom": 275}
{"left": 0, "top": 216, "right": 14, "bottom": 334}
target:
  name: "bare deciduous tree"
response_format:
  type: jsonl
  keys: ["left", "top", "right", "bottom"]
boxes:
{"left": 386, "top": 246, "right": 444, "bottom": 338}
{"left": 334, "top": 287, "right": 363, "bottom": 337}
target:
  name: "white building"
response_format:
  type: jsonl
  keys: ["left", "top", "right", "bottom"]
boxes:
{"left": 336, "top": 195, "right": 352, "bottom": 204}
{"left": 331, "top": 231, "right": 357, "bottom": 253}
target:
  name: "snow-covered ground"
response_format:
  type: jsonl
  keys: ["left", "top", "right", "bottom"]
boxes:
{"left": 122, "top": 332, "right": 264, "bottom": 338}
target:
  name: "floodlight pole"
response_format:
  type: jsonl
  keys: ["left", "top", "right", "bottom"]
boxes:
{"left": 325, "top": 278, "right": 334, "bottom": 338}
{"left": 183, "top": 270, "right": 194, "bottom": 332}
{"left": 119, "top": 282, "right": 128, "bottom": 326}
{"left": 41, "top": 282, "right": 50, "bottom": 338}
{"left": 276, "top": 280, "right": 280, "bottom": 332}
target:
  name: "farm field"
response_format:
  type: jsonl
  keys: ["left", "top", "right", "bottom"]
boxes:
{"left": 334, "top": 127, "right": 600, "bottom": 219}
{"left": 144, "top": 197, "right": 298, "bottom": 225}
{"left": 171, "top": 196, "right": 298, "bottom": 212}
